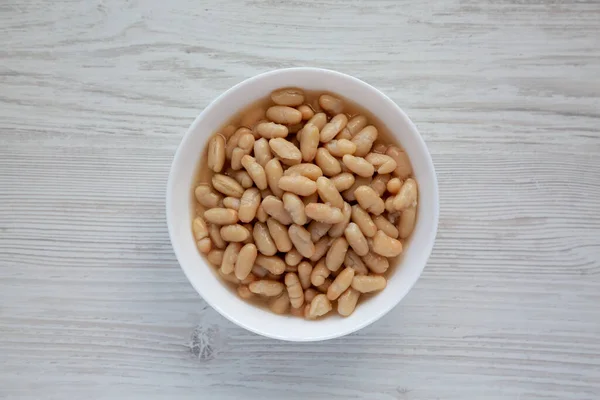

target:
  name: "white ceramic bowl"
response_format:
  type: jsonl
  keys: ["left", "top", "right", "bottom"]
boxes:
{"left": 167, "top": 68, "right": 439, "bottom": 342}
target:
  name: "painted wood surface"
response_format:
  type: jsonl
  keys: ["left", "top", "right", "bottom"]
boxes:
{"left": 1, "top": 0, "right": 599, "bottom": 398}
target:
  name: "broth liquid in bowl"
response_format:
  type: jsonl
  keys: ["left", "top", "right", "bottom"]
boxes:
{"left": 191, "top": 89, "right": 418, "bottom": 319}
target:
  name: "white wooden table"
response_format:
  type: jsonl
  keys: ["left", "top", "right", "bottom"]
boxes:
{"left": 1, "top": 1, "right": 599, "bottom": 399}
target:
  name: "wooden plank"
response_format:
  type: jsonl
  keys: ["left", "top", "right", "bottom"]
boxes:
{"left": 1, "top": 0, "right": 599, "bottom": 398}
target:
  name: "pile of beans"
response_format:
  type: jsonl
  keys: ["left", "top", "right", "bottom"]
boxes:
{"left": 192, "top": 88, "right": 418, "bottom": 319}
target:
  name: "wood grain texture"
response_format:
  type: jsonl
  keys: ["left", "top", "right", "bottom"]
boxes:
{"left": 1, "top": 0, "right": 599, "bottom": 398}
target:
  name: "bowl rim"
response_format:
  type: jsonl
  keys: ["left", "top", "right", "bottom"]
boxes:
{"left": 166, "top": 67, "right": 439, "bottom": 341}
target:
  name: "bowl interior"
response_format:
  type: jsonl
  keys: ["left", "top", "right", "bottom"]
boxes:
{"left": 167, "top": 68, "right": 439, "bottom": 341}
